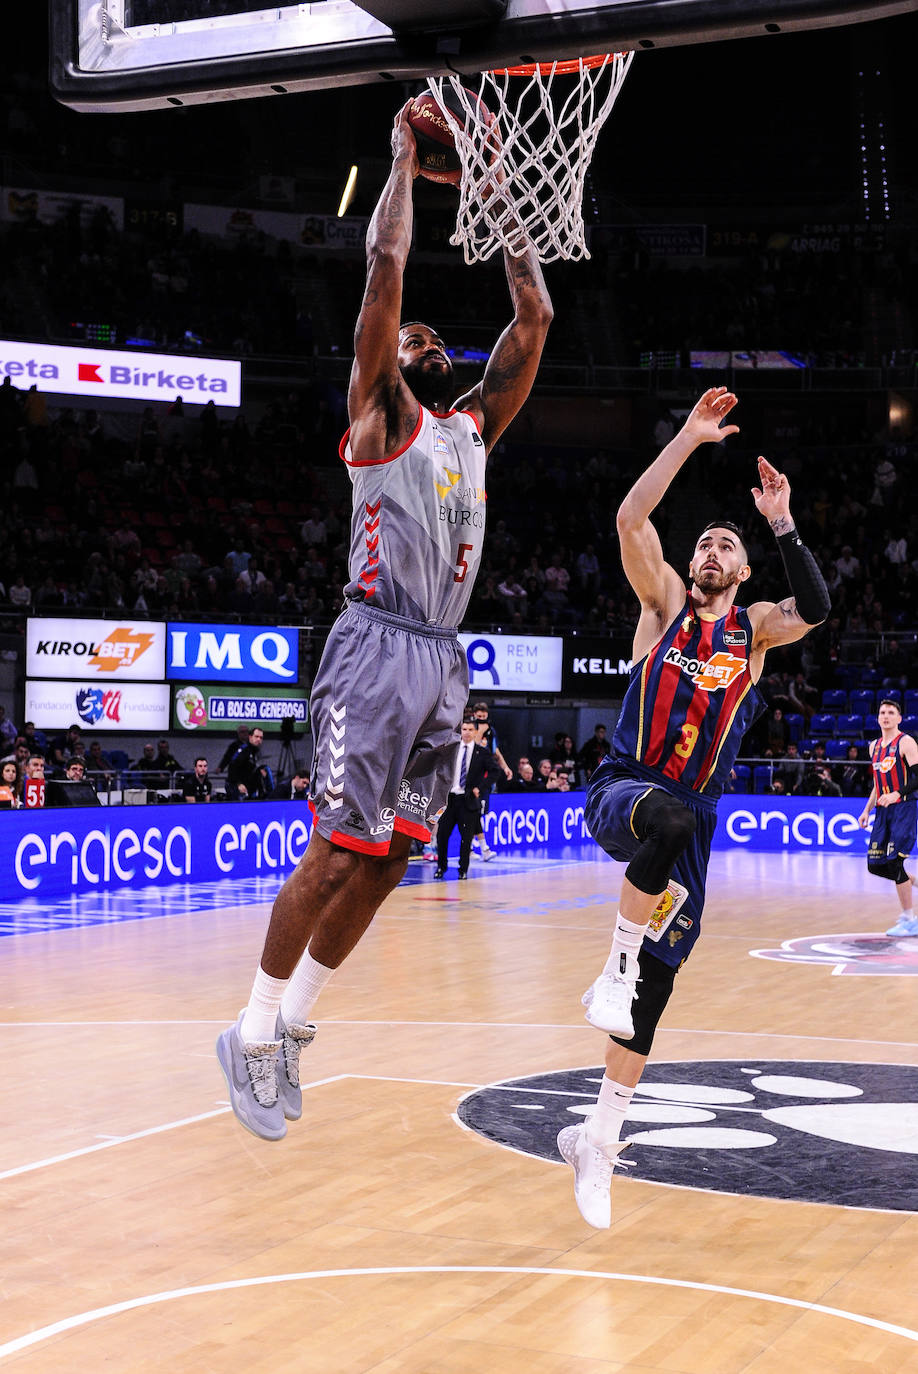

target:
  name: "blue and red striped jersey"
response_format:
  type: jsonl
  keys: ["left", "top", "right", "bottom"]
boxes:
{"left": 870, "top": 732, "right": 910, "bottom": 799}
{"left": 612, "top": 595, "right": 764, "bottom": 798}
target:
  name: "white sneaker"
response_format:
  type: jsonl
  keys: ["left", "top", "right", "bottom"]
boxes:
{"left": 557, "top": 1124, "right": 631, "bottom": 1229}
{"left": 581, "top": 957, "right": 639, "bottom": 1037}
{"left": 479, "top": 844, "right": 496, "bottom": 861}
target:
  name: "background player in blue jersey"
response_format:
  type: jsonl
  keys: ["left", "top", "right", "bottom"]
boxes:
{"left": 218, "top": 102, "right": 552, "bottom": 1142}
{"left": 858, "top": 699, "right": 918, "bottom": 937}
{"left": 558, "top": 387, "right": 831, "bottom": 1227}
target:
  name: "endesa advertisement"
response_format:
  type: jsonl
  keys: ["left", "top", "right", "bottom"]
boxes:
{"left": 26, "top": 618, "right": 166, "bottom": 681}
{"left": 1, "top": 795, "right": 873, "bottom": 900}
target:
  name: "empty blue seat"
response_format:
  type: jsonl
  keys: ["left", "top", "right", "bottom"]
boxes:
{"left": 825, "top": 740, "right": 849, "bottom": 759}
{"left": 849, "top": 689, "right": 875, "bottom": 716}
{"left": 905, "top": 690, "right": 918, "bottom": 716}
{"left": 836, "top": 714, "right": 864, "bottom": 737}
{"left": 753, "top": 765, "right": 773, "bottom": 794}
{"left": 810, "top": 713, "right": 835, "bottom": 738}
{"left": 821, "top": 689, "right": 847, "bottom": 711}
{"left": 902, "top": 715, "right": 918, "bottom": 737}
{"left": 731, "top": 764, "right": 751, "bottom": 794}
{"left": 860, "top": 668, "right": 880, "bottom": 687}
{"left": 784, "top": 712, "right": 804, "bottom": 744}
{"left": 109, "top": 749, "right": 130, "bottom": 769}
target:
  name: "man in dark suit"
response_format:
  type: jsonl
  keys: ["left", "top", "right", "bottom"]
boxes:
{"left": 435, "top": 719, "right": 497, "bottom": 879}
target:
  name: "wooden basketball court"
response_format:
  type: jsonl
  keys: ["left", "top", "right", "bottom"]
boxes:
{"left": 3, "top": 847, "right": 917, "bottom": 1371}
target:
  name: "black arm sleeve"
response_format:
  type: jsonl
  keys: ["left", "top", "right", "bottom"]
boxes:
{"left": 774, "top": 528, "right": 831, "bottom": 625}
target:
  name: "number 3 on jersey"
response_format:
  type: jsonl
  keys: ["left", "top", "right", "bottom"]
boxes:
{"left": 454, "top": 542, "right": 474, "bottom": 583}
{"left": 674, "top": 722, "right": 699, "bottom": 759}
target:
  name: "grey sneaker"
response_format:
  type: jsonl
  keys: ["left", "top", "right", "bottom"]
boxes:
{"left": 275, "top": 1012, "right": 317, "bottom": 1121}
{"left": 216, "top": 1012, "right": 286, "bottom": 1141}
{"left": 557, "top": 1124, "right": 632, "bottom": 1229}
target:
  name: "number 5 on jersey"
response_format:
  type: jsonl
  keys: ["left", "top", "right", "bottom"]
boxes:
{"left": 454, "top": 542, "right": 474, "bottom": 583}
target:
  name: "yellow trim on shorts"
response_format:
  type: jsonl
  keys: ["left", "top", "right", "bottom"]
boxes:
{"left": 629, "top": 786, "right": 656, "bottom": 839}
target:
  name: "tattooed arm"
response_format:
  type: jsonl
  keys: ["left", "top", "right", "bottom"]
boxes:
{"left": 454, "top": 237, "right": 553, "bottom": 456}
{"left": 347, "top": 102, "right": 421, "bottom": 463}
{"left": 749, "top": 455, "right": 830, "bottom": 662}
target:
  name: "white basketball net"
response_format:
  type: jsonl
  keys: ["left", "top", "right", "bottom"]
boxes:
{"left": 427, "top": 51, "right": 633, "bottom": 265}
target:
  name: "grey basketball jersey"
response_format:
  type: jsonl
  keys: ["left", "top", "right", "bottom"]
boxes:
{"left": 340, "top": 405, "right": 487, "bottom": 628}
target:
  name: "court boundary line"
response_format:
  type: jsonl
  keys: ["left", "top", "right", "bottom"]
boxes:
{"left": 0, "top": 1076, "right": 347, "bottom": 1181}
{"left": 1, "top": 1264, "right": 916, "bottom": 1361}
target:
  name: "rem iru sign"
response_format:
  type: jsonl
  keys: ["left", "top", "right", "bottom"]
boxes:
{"left": 458, "top": 633, "right": 563, "bottom": 694}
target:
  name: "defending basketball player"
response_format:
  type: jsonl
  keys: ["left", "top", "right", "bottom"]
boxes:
{"left": 858, "top": 700, "right": 918, "bottom": 938}
{"left": 558, "top": 387, "right": 831, "bottom": 1227}
{"left": 217, "top": 102, "right": 552, "bottom": 1140}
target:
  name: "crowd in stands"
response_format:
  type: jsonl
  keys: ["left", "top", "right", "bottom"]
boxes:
{"left": 3, "top": 365, "right": 917, "bottom": 669}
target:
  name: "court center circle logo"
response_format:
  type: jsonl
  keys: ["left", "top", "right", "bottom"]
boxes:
{"left": 457, "top": 1060, "right": 918, "bottom": 1212}
{"left": 751, "top": 933, "right": 918, "bottom": 976}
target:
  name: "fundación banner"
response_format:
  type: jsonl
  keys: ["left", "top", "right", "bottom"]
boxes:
{"left": 24, "top": 680, "right": 171, "bottom": 732}
{"left": 27, "top": 618, "right": 167, "bottom": 681}
{"left": 1, "top": 794, "right": 874, "bottom": 901}
{"left": 0, "top": 339, "right": 241, "bottom": 405}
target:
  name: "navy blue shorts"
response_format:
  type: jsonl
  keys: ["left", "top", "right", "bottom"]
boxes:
{"left": 585, "top": 756, "right": 718, "bottom": 969}
{"left": 868, "top": 798, "right": 918, "bottom": 865}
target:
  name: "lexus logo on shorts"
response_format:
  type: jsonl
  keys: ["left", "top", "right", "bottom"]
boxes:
{"left": 457, "top": 1060, "right": 918, "bottom": 1212}
{"left": 379, "top": 807, "right": 396, "bottom": 823}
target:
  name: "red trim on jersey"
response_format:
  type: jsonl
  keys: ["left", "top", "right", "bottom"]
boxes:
{"left": 644, "top": 600, "right": 698, "bottom": 768}
{"left": 872, "top": 732, "right": 904, "bottom": 795}
{"left": 429, "top": 407, "right": 483, "bottom": 436}
{"left": 661, "top": 614, "right": 715, "bottom": 781}
{"left": 693, "top": 607, "right": 750, "bottom": 785}
{"left": 394, "top": 816, "right": 431, "bottom": 841}
{"left": 328, "top": 828, "right": 392, "bottom": 855}
{"left": 338, "top": 407, "right": 425, "bottom": 467}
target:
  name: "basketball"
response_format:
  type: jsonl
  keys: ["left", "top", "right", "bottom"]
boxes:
{"left": 407, "top": 87, "right": 491, "bottom": 186}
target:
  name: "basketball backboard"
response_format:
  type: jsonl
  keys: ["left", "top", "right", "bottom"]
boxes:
{"left": 51, "top": 0, "right": 918, "bottom": 112}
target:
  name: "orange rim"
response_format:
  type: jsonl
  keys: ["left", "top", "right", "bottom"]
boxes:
{"left": 490, "top": 52, "right": 624, "bottom": 77}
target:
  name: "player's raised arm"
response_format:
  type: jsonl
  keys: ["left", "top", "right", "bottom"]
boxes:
{"left": 454, "top": 237, "right": 553, "bottom": 455}
{"left": 748, "top": 456, "right": 831, "bottom": 652}
{"left": 617, "top": 388, "right": 740, "bottom": 638}
{"left": 347, "top": 102, "right": 419, "bottom": 460}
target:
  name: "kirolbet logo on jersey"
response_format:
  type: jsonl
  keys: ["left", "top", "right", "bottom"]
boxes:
{"left": 664, "top": 647, "right": 746, "bottom": 691}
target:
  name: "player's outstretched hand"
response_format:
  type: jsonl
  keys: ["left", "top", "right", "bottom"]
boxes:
{"left": 681, "top": 386, "right": 739, "bottom": 445}
{"left": 751, "top": 455, "right": 792, "bottom": 527}
{"left": 392, "top": 100, "right": 420, "bottom": 176}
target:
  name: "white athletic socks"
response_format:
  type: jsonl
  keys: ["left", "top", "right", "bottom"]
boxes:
{"left": 602, "top": 911, "right": 646, "bottom": 979}
{"left": 280, "top": 946, "right": 334, "bottom": 1028}
{"left": 241, "top": 966, "right": 289, "bottom": 1045}
{"left": 585, "top": 1075, "right": 635, "bottom": 1149}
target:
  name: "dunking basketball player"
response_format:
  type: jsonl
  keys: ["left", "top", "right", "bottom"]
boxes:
{"left": 217, "top": 102, "right": 552, "bottom": 1139}
{"left": 558, "top": 388, "right": 831, "bottom": 1227}
{"left": 858, "top": 699, "right": 918, "bottom": 938}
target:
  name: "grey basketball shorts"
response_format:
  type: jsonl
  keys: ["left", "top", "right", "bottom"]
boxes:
{"left": 308, "top": 600, "right": 468, "bottom": 854}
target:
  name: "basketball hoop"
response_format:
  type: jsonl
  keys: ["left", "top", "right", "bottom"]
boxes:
{"left": 427, "top": 50, "right": 633, "bottom": 265}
